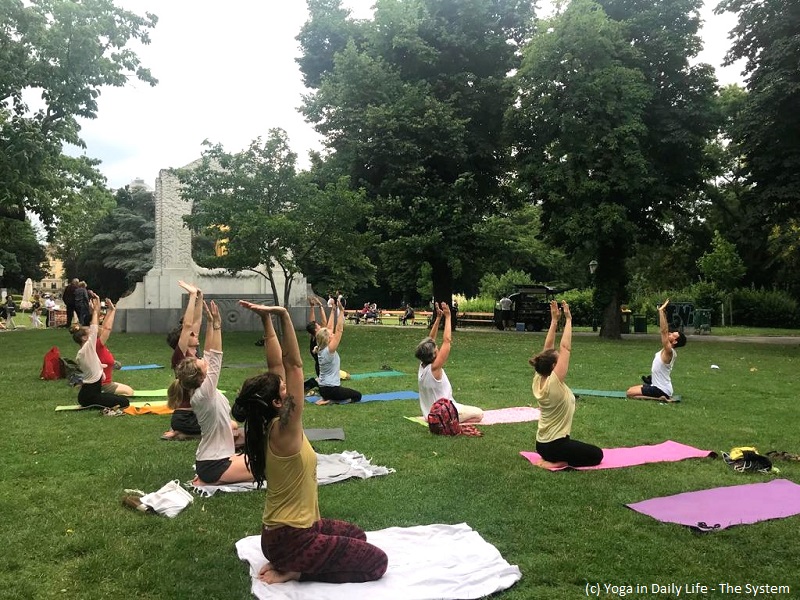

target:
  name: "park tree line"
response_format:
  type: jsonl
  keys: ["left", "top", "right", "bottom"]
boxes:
{"left": 2, "top": 0, "right": 798, "bottom": 334}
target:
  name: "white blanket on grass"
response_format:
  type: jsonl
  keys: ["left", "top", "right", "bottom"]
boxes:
{"left": 235, "top": 522, "right": 522, "bottom": 600}
{"left": 190, "top": 451, "right": 395, "bottom": 497}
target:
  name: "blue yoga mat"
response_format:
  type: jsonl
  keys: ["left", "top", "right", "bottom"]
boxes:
{"left": 306, "top": 390, "right": 419, "bottom": 404}
{"left": 120, "top": 364, "right": 164, "bottom": 371}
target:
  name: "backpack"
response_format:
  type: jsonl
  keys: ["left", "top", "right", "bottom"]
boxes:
{"left": 722, "top": 447, "right": 774, "bottom": 474}
{"left": 59, "top": 357, "right": 83, "bottom": 385}
{"left": 427, "top": 399, "right": 483, "bottom": 437}
{"left": 40, "top": 346, "right": 63, "bottom": 380}
{"left": 428, "top": 398, "right": 462, "bottom": 436}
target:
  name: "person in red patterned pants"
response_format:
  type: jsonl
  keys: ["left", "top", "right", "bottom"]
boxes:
{"left": 233, "top": 301, "right": 387, "bottom": 585}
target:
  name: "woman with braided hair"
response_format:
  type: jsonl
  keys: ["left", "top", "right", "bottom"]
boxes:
{"left": 233, "top": 301, "right": 387, "bottom": 586}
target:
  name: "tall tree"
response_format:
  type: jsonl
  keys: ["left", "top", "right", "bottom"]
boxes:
{"left": 0, "top": 0, "right": 157, "bottom": 230}
{"left": 73, "top": 185, "right": 155, "bottom": 300}
{"left": 0, "top": 216, "right": 47, "bottom": 290}
{"left": 299, "top": 0, "right": 534, "bottom": 308}
{"left": 715, "top": 0, "right": 800, "bottom": 293}
{"left": 173, "top": 129, "right": 375, "bottom": 306}
{"left": 512, "top": 0, "right": 718, "bottom": 337}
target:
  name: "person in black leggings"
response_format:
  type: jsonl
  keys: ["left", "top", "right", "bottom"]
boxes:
{"left": 71, "top": 293, "right": 130, "bottom": 410}
{"left": 530, "top": 300, "right": 602, "bottom": 469}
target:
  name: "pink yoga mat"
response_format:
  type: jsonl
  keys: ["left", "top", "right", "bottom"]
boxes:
{"left": 520, "top": 440, "right": 715, "bottom": 471}
{"left": 480, "top": 406, "right": 541, "bottom": 425}
{"left": 627, "top": 479, "right": 800, "bottom": 531}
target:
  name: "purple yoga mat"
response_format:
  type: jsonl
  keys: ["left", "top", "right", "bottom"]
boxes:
{"left": 520, "top": 440, "right": 714, "bottom": 471}
{"left": 627, "top": 479, "right": 800, "bottom": 531}
{"left": 480, "top": 406, "right": 541, "bottom": 425}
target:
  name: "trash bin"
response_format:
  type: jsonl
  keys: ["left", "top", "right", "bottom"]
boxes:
{"left": 633, "top": 314, "right": 647, "bottom": 333}
{"left": 621, "top": 309, "right": 631, "bottom": 334}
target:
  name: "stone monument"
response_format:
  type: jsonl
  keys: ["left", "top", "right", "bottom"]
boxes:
{"left": 115, "top": 161, "right": 307, "bottom": 333}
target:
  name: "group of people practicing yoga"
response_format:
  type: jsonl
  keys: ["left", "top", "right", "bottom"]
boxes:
{"left": 69, "top": 277, "right": 683, "bottom": 586}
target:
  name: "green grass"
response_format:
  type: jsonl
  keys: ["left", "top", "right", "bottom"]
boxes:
{"left": 1, "top": 326, "right": 799, "bottom": 599}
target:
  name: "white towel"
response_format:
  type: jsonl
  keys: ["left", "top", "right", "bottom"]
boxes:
{"left": 189, "top": 451, "right": 395, "bottom": 497}
{"left": 236, "top": 522, "right": 522, "bottom": 600}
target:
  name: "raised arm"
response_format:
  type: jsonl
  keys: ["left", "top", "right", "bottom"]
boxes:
{"left": 658, "top": 299, "right": 674, "bottom": 363}
{"left": 203, "top": 301, "right": 222, "bottom": 353}
{"left": 542, "top": 301, "right": 560, "bottom": 351}
{"left": 99, "top": 298, "right": 116, "bottom": 344}
{"left": 177, "top": 281, "right": 201, "bottom": 354}
{"left": 427, "top": 303, "right": 443, "bottom": 340}
{"left": 311, "top": 296, "right": 329, "bottom": 329}
{"left": 327, "top": 298, "right": 344, "bottom": 353}
{"left": 240, "top": 301, "right": 285, "bottom": 380}
{"left": 553, "top": 302, "right": 572, "bottom": 382}
{"left": 430, "top": 302, "right": 452, "bottom": 373}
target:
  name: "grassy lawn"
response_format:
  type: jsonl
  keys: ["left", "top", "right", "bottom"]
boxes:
{"left": 1, "top": 325, "right": 798, "bottom": 599}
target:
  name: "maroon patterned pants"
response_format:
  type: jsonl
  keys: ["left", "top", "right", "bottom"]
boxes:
{"left": 261, "top": 518, "right": 388, "bottom": 583}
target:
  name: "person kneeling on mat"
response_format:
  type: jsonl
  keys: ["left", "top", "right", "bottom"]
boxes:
{"left": 234, "top": 301, "right": 387, "bottom": 585}
{"left": 169, "top": 300, "right": 252, "bottom": 486}
{"left": 530, "top": 301, "right": 602, "bottom": 469}
{"left": 71, "top": 293, "right": 130, "bottom": 410}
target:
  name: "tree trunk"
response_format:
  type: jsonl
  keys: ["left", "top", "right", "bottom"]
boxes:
{"left": 430, "top": 258, "right": 455, "bottom": 329}
{"left": 595, "top": 251, "right": 626, "bottom": 340}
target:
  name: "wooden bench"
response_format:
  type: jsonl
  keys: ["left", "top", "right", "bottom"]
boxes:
{"left": 457, "top": 311, "right": 495, "bottom": 327}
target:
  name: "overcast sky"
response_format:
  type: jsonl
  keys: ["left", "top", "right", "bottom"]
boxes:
{"left": 75, "top": 0, "right": 745, "bottom": 190}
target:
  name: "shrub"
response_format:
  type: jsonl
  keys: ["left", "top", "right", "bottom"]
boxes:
{"left": 559, "top": 288, "right": 593, "bottom": 327}
{"left": 730, "top": 288, "right": 800, "bottom": 328}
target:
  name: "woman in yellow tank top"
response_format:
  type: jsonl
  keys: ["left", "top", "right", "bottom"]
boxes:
{"left": 233, "top": 301, "right": 387, "bottom": 586}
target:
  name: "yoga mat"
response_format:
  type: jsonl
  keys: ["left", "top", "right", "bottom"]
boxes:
{"left": 123, "top": 404, "right": 173, "bottom": 416}
{"left": 305, "top": 428, "right": 346, "bottom": 441}
{"left": 573, "top": 389, "right": 682, "bottom": 402}
{"left": 306, "top": 390, "right": 419, "bottom": 404}
{"left": 349, "top": 370, "right": 405, "bottom": 380}
{"left": 520, "top": 440, "right": 714, "bottom": 471}
{"left": 405, "top": 406, "right": 541, "bottom": 427}
{"left": 627, "top": 479, "right": 800, "bottom": 532}
{"left": 119, "top": 364, "right": 164, "bottom": 371}
{"left": 236, "top": 522, "right": 521, "bottom": 600}
{"left": 56, "top": 399, "right": 169, "bottom": 412}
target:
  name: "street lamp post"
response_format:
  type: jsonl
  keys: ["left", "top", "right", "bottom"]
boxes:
{"left": 0, "top": 262, "right": 5, "bottom": 301}
{"left": 588, "top": 260, "right": 598, "bottom": 332}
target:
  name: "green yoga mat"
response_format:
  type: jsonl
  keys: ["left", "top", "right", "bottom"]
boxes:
{"left": 349, "top": 370, "right": 404, "bottom": 380}
{"left": 572, "top": 389, "right": 682, "bottom": 402}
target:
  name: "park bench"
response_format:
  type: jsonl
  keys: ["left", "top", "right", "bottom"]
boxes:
{"left": 457, "top": 311, "right": 495, "bottom": 328}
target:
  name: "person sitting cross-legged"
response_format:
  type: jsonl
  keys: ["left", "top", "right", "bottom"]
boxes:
{"left": 415, "top": 302, "right": 483, "bottom": 423}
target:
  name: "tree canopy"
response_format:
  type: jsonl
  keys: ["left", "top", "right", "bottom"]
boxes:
{"left": 173, "top": 129, "right": 376, "bottom": 306}
{"left": 0, "top": 0, "right": 157, "bottom": 232}
{"left": 512, "top": 0, "right": 718, "bottom": 337}
{"left": 299, "top": 0, "right": 535, "bottom": 306}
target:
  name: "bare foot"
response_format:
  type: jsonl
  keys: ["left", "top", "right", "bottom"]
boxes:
{"left": 258, "top": 563, "right": 301, "bottom": 584}
{"left": 315, "top": 399, "right": 331, "bottom": 406}
{"left": 535, "top": 459, "right": 569, "bottom": 470}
